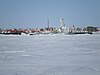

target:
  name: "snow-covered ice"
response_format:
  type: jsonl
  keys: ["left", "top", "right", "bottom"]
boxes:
{"left": 0, "top": 34, "right": 100, "bottom": 75}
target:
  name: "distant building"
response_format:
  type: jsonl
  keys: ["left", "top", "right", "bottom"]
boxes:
{"left": 59, "top": 18, "right": 67, "bottom": 33}
{"left": 98, "top": 28, "right": 100, "bottom": 31}
{"left": 83, "top": 26, "right": 98, "bottom": 32}
{"left": 59, "top": 18, "right": 65, "bottom": 29}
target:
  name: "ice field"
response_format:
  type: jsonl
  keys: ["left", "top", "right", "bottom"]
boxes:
{"left": 0, "top": 34, "right": 100, "bottom": 75}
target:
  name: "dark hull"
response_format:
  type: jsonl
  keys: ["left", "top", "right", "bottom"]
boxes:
{"left": 0, "top": 32, "right": 21, "bottom": 35}
{"left": 68, "top": 32, "right": 92, "bottom": 35}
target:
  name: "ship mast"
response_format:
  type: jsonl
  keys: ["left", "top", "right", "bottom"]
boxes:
{"left": 47, "top": 15, "right": 49, "bottom": 30}
{"left": 47, "top": 18, "right": 49, "bottom": 29}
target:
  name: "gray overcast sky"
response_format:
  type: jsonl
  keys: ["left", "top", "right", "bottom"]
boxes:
{"left": 0, "top": 0, "right": 100, "bottom": 28}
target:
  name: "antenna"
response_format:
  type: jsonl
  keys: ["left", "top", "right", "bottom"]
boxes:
{"left": 47, "top": 14, "right": 49, "bottom": 29}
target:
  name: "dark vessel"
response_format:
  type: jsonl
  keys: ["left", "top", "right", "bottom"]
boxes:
{"left": 0, "top": 32, "right": 21, "bottom": 35}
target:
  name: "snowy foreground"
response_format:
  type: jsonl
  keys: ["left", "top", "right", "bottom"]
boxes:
{"left": 0, "top": 34, "right": 100, "bottom": 75}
